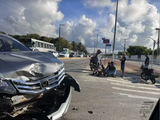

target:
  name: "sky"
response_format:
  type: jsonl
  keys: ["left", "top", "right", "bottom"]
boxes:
{"left": 0, "top": 0, "right": 159, "bottom": 53}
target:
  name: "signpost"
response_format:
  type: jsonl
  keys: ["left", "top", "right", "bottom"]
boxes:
{"left": 102, "top": 38, "right": 111, "bottom": 59}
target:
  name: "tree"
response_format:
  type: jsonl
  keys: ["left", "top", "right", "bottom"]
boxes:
{"left": 26, "top": 34, "right": 41, "bottom": 40}
{"left": 71, "top": 41, "right": 77, "bottom": 51}
{"left": 0, "top": 31, "right": 6, "bottom": 34}
{"left": 54, "top": 37, "right": 72, "bottom": 51}
{"left": 77, "top": 42, "right": 83, "bottom": 51}
{"left": 127, "top": 46, "right": 150, "bottom": 55}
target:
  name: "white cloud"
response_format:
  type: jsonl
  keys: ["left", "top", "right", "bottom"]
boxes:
{"left": 0, "top": 0, "right": 64, "bottom": 37}
{"left": 84, "top": 0, "right": 114, "bottom": 8}
{"left": 62, "top": 15, "right": 97, "bottom": 48}
{"left": 84, "top": 0, "right": 160, "bottom": 51}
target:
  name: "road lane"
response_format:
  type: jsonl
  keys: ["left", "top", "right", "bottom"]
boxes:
{"left": 59, "top": 58, "right": 159, "bottom": 120}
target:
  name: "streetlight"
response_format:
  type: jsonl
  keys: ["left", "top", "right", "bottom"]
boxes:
{"left": 155, "top": 28, "right": 160, "bottom": 57}
{"left": 149, "top": 37, "right": 157, "bottom": 69}
{"left": 59, "top": 24, "right": 65, "bottom": 52}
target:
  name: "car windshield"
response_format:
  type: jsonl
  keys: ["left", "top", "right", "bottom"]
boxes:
{"left": 0, "top": 35, "right": 30, "bottom": 52}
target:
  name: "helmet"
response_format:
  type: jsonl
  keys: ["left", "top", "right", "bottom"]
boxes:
{"left": 97, "top": 49, "right": 102, "bottom": 54}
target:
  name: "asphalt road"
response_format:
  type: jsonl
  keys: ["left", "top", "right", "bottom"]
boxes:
{"left": 59, "top": 58, "right": 159, "bottom": 120}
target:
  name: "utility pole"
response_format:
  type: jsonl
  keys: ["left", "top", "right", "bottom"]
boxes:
{"left": 124, "top": 39, "right": 127, "bottom": 52}
{"left": 97, "top": 34, "right": 98, "bottom": 51}
{"left": 94, "top": 38, "right": 95, "bottom": 54}
{"left": 155, "top": 28, "right": 160, "bottom": 57}
{"left": 112, "top": 0, "right": 118, "bottom": 61}
{"left": 59, "top": 24, "right": 65, "bottom": 52}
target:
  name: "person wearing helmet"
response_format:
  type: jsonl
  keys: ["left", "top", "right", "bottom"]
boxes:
{"left": 93, "top": 49, "right": 102, "bottom": 74}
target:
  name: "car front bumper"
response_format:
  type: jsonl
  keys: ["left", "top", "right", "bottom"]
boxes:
{"left": 47, "top": 87, "right": 72, "bottom": 120}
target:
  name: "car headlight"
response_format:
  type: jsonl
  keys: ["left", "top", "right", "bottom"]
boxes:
{"left": 0, "top": 80, "right": 8, "bottom": 87}
{"left": 0, "top": 79, "right": 17, "bottom": 95}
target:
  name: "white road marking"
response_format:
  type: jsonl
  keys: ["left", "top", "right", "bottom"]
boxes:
{"left": 112, "top": 87, "right": 160, "bottom": 95}
{"left": 111, "top": 82, "right": 160, "bottom": 91}
{"left": 107, "top": 78, "right": 159, "bottom": 87}
{"left": 113, "top": 92, "right": 158, "bottom": 101}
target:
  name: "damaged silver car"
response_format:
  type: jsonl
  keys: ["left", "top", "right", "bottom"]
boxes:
{"left": 0, "top": 34, "right": 80, "bottom": 120}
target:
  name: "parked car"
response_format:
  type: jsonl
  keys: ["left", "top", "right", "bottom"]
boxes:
{"left": 49, "top": 50, "right": 59, "bottom": 57}
{"left": 59, "top": 51, "right": 69, "bottom": 57}
{"left": 0, "top": 34, "right": 80, "bottom": 120}
{"left": 69, "top": 52, "right": 76, "bottom": 57}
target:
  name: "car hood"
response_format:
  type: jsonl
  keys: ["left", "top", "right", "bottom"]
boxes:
{"left": 0, "top": 51, "right": 64, "bottom": 81}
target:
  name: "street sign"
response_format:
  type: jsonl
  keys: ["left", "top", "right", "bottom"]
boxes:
{"left": 106, "top": 44, "right": 111, "bottom": 46}
{"left": 102, "top": 38, "right": 110, "bottom": 44}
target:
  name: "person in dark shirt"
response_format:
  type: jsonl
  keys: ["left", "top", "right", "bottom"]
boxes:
{"left": 145, "top": 54, "right": 149, "bottom": 68}
{"left": 119, "top": 53, "right": 126, "bottom": 78}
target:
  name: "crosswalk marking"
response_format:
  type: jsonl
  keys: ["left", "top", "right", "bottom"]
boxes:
{"left": 112, "top": 87, "right": 160, "bottom": 95}
{"left": 111, "top": 82, "right": 160, "bottom": 91}
{"left": 113, "top": 92, "right": 158, "bottom": 101}
{"left": 107, "top": 78, "right": 159, "bottom": 87}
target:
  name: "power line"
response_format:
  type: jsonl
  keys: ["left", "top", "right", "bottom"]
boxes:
{"left": 0, "top": 17, "right": 54, "bottom": 37}
{"left": 0, "top": 0, "right": 46, "bottom": 22}
{"left": 0, "top": 1, "right": 55, "bottom": 37}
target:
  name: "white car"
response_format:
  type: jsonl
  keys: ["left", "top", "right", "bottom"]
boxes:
{"left": 52, "top": 51, "right": 59, "bottom": 57}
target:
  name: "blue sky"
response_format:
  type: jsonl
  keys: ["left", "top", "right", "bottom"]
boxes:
{"left": 0, "top": 0, "right": 159, "bottom": 52}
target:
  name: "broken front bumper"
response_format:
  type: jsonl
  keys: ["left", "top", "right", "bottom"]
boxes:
{"left": 0, "top": 74, "right": 80, "bottom": 119}
{"left": 47, "top": 87, "right": 72, "bottom": 120}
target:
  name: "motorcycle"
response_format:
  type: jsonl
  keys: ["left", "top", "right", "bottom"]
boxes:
{"left": 140, "top": 62, "right": 156, "bottom": 84}
{"left": 89, "top": 57, "right": 97, "bottom": 71}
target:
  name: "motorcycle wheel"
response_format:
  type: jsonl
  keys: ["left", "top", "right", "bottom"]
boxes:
{"left": 141, "top": 72, "right": 149, "bottom": 80}
{"left": 150, "top": 76, "right": 156, "bottom": 84}
{"left": 90, "top": 64, "right": 93, "bottom": 71}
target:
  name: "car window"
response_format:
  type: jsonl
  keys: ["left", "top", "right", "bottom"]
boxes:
{"left": 0, "top": 36, "right": 30, "bottom": 52}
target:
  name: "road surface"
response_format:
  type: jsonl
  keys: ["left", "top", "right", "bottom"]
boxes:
{"left": 59, "top": 58, "right": 159, "bottom": 120}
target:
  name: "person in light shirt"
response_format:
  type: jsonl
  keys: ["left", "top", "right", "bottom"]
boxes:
{"left": 93, "top": 49, "right": 102, "bottom": 74}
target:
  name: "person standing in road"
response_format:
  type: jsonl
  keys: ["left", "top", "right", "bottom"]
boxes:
{"left": 119, "top": 53, "right": 126, "bottom": 78}
{"left": 144, "top": 54, "right": 149, "bottom": 68}
{"left": 93, "top": 49, "right": 102, "bottom": 74}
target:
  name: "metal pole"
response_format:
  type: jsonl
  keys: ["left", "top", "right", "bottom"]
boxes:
{"left": 124, "top": 39, "right": 126, "bottom": 52}
{"left": 151, "top": 40, "right": 156, "bottom": 69}
{"left": 157, "top": 30, "right": 159, "bottom": 56}
{"left": 97, "top": 34, "right": 98, "bottom": 50}
{"left": 94, "top": 39, "right": 95, "bottom": 54}
{"left": 105, "top": 44, "right": 107, "bottom": 57}
{"left": 59, "top": 24, "right": 61, "bottom": 52}
{"left": 112, "top": 0, "right": 118, "bottom": 61}
{"left": 155, "top": 28, "right": 160, "bottom": 57}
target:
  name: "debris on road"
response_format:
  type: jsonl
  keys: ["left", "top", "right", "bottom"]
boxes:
{"left": 88, "top": 111, "right": 93, "bottom": 114}
{"left": 72, "top": 107, "right": 79, "bottom": 111}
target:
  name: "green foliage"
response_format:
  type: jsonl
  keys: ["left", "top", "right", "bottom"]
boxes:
{"left": 71, "top": 41, "right": 77, "bottom": 51}
{"left": 127, "top": 46, "right": 152, "bottom": 55}
{"left": 54, "top": 37, "right": 72, "bottom": 51}
{"left": 154, "top": 48, "right": 160, "bottom": 55}
{"left": 0, "top": 31, "right": 6, "bottom": 34}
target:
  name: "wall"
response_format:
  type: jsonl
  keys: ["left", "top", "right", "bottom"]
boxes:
{"left": 118, "top": 55, "right": 159, "bottom": 64}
